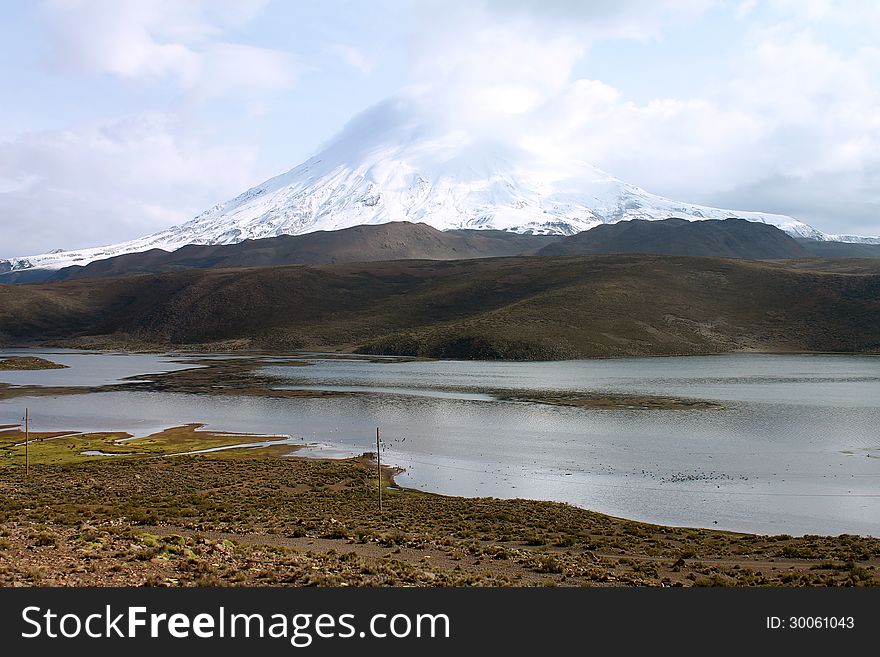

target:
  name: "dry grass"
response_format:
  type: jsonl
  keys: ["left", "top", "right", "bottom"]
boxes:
{"left": 1, "top": 446, "right": 877, "bottom": 587}
{"left": 0, "top": 356, "right": 67, "bottom": 371}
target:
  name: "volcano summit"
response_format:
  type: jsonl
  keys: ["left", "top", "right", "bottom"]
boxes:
{"left": 3, "top": 94, "right": 876, "bottom": 275}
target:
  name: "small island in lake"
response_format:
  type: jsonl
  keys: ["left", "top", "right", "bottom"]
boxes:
{"left": 0, "top": 356, "right": 68, "bottom": 371}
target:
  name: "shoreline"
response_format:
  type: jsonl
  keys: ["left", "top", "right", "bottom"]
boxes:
{"left": 0, "top": 351, "right": 734, "bottom": 411}
{"left": 1, "top": 444, "right": 877, "bottom": 587}
{"left": 1, "top": 422, "right": 876, "bottom": 541}
{"left": 2, "top": 343, "right": 879, "bottom": 361}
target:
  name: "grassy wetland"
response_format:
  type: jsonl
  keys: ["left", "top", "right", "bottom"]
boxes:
{"left": 1, "top": 423, "right": 878, "bottom": 587}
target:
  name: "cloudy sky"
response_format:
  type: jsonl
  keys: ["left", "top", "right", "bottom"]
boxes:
{"left": 1, "top": 0, "right": 878, "bottom": 257}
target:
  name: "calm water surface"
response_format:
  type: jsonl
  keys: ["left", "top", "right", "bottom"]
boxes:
{"left": 0, "top": 349, "right": 196, "bottom": 387}
{"left": 1, "top": 350, "right": 878, "bottom": 537}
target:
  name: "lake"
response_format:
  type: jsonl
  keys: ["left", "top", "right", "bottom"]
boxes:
{"left": 1, "top": 350, "right": 878, "bottom": 537}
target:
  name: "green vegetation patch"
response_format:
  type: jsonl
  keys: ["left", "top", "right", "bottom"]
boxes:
{"left": 0, "top": 424, "right": 290, "bottom": 468}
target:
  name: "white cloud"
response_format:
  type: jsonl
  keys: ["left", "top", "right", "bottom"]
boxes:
{"left": 0, "top": 0, "right": 300, "bottom": 257}
{"left": 480, "top": 0, "right": 717, "bottom": 40}
{"left": 400, "top": 0, "right": 880, "bottom": 235}
{"left": 0, "top": 116, "right": 261, "bottom": 256}
{"left": 407, "top": 0, "right": 716, "bottom": 99}
{"left": 735, "top": 0, "right": 758, "bottom": 18}
{"left": 190, "top": 42, "right": 297, "bottom": 100}
{"left": 41, "top": 0, "right": 296, "bottom": 98}
{"left": 330, "top": 44, "right": 374, "bottom": 75}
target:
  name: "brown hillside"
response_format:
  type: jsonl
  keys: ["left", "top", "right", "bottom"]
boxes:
{"left": 1, "top": 255, "right": 879, "bottom": 359}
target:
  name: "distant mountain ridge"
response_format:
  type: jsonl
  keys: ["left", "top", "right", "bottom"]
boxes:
{"left": 5, "top": 219, "right": 880, "bottom": 284}
{"left": 3, "top": 93, "right": 878, "bottom": 277}
{"left": 537, "top": 218, "right": 808, "bottom": 259}
{"left": 797, "top": 239, "right": 880, "bottom": 259}
{"left": 46, "top": 223, "right": 558, "bottom": 282}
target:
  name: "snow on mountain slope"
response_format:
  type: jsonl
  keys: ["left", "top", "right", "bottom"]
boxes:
{"left": 3, "top": 95, "right": 877, "bottom": 272}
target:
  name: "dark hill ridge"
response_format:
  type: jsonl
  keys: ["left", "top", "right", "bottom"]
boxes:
{"left": 46, "top": 222, "right": 559, "bottom": 282}
{"left": 1, "top": 255, "right": 878, "bottom": 359}
{"left": 3, "top": 219, "right": 876, "bottom": 285}
{"left": 797, "top": 239, "right": 880, "bottom": 259}
{"left": 537, "top": 217, "right": 808, "bottom": 259}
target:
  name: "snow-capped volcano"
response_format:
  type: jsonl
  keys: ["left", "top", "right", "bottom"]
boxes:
{"left": 3, "top": 95, "right": 877, "bottom": 273}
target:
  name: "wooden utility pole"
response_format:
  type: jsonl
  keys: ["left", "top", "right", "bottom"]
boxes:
{"left": 24, "top": 407, "right": 29, "bottom": 480}
{"left": 376, "top": 427, "right": 382, "bottom": 512}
